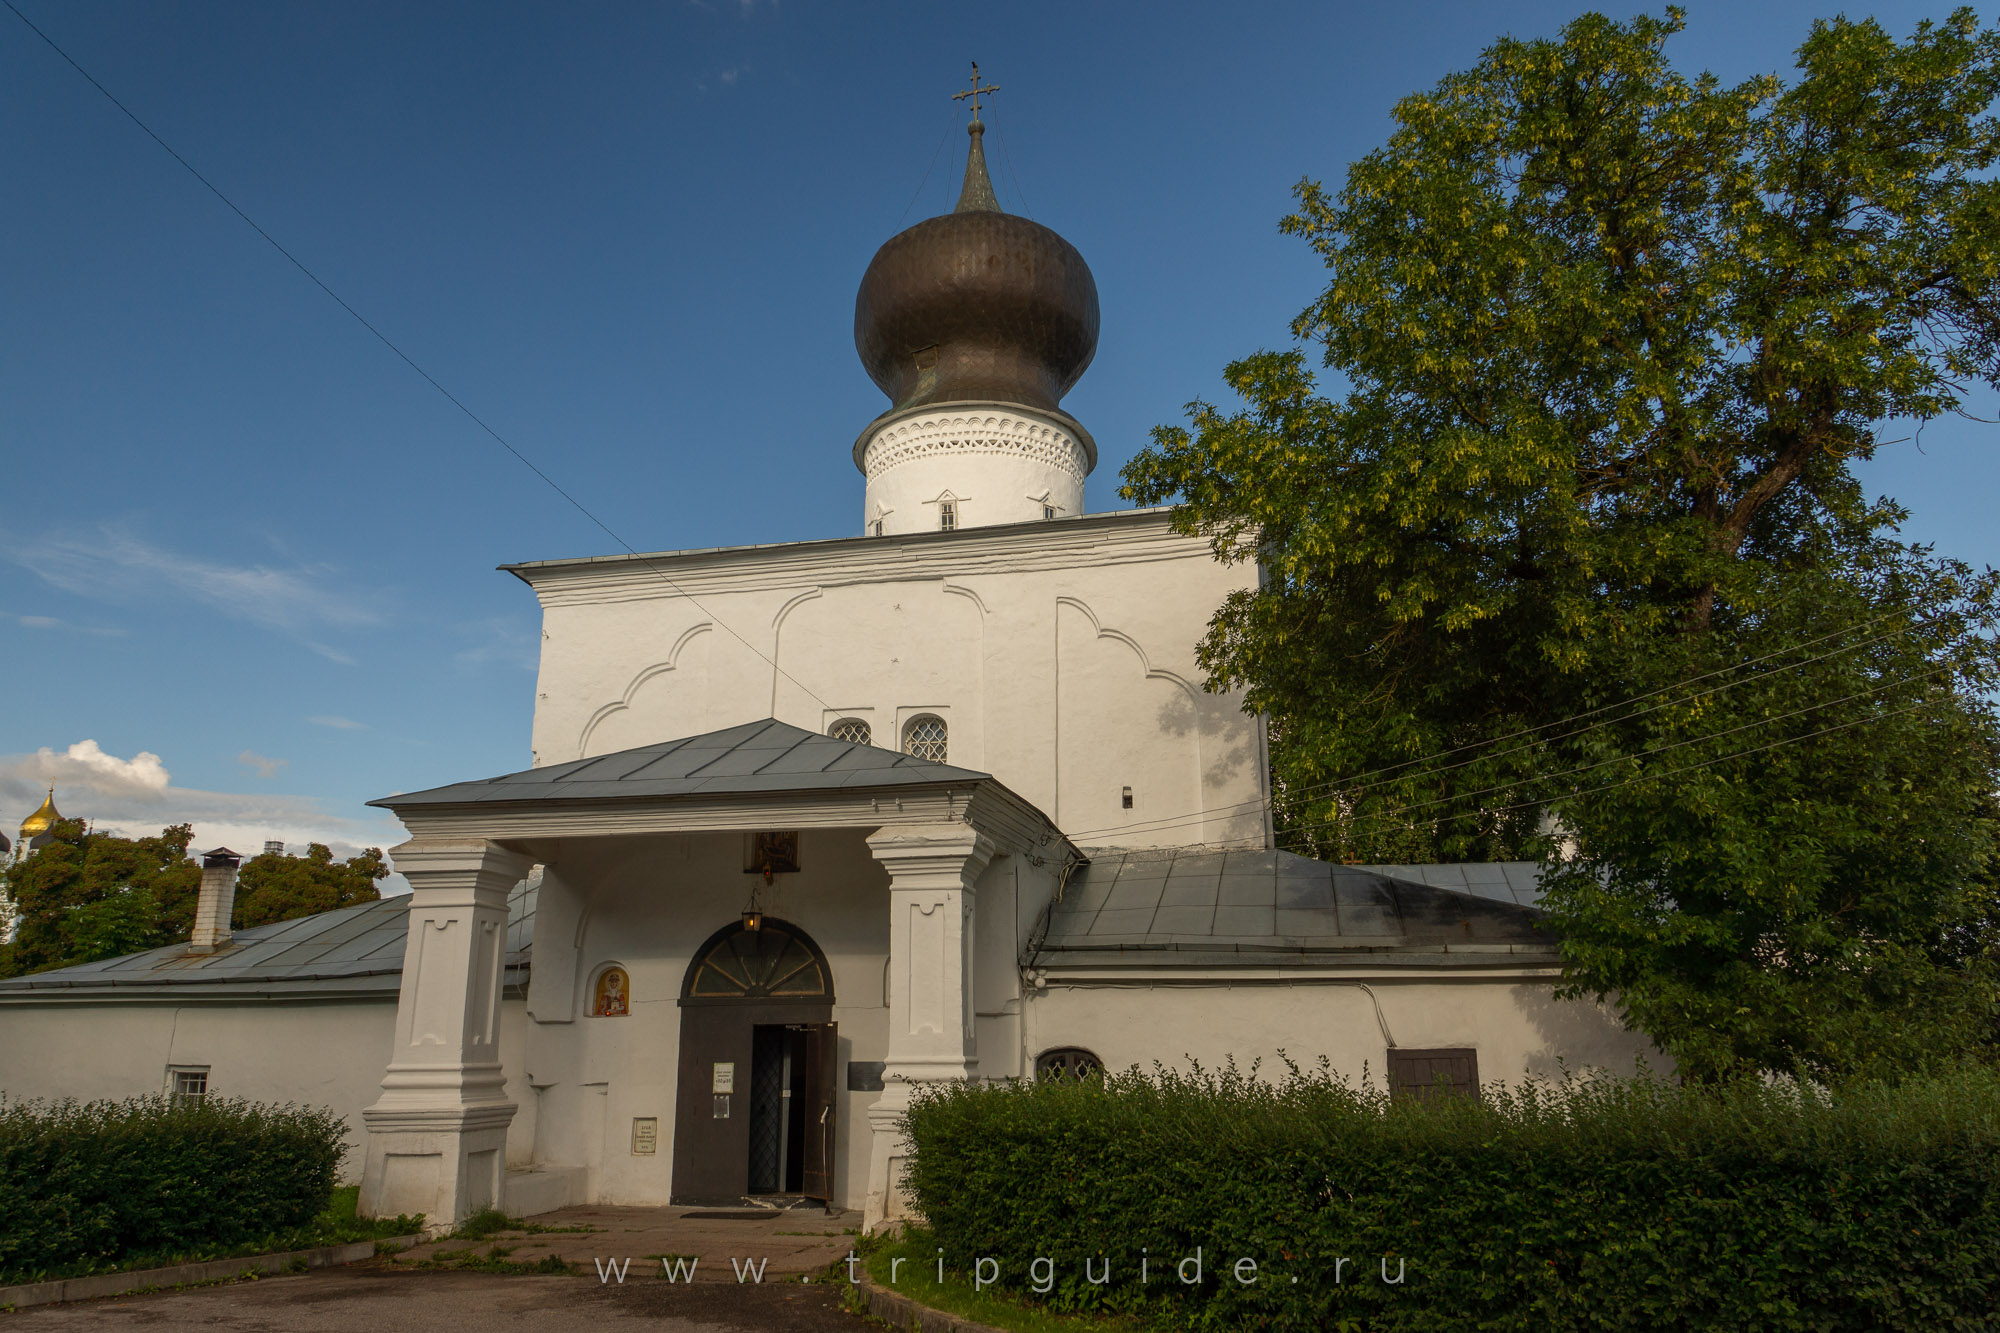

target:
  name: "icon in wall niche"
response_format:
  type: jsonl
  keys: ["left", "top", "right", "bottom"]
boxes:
{"left": 593, "top": 966, "right": 630, "bottom": 1016}
{"left": 744, "top": 830, "right": 801, "bottom": 882}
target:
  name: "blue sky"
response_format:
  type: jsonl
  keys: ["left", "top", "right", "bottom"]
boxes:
{"left": 4, "top": 0, "right": 1993, "bottom": 878}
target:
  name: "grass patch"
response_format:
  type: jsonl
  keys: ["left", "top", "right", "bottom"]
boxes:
{"left": 408, "top": 1244, "right": 574, "bottom": 1275}
{"left": 856, "top": 1229, "right": 1144, "bottom": 1333}
{"left": 449, "top": 1207, "right": 595, "bottom": 1240}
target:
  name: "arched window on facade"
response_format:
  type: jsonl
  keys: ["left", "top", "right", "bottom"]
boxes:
{"left": 1034, "top": 1047, "right": 1101, "bottom": 1080}
{"left": 902, "top": 714, "right": 948, "bottom": 763}
{"left": 682, "top": 920, "right": 833, "bottom": 1002}
{"left": 829, "top": 718, "right": 872, "bottom": 746}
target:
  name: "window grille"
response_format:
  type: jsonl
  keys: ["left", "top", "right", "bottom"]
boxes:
{"left": 939, "top": 499, "right": 957, "bottom": 531}
{"left": 829, "top": 718, "right": 872, "bottom": 746}
{"left": 1387, "top": 1048, "right": 1480, "bottom": 1102}
{"left": 903, "top": 715, "right": 948, "bottom": 763}
{"left": 169, "top": 1067, "right": 209, "bottom": 1100}
{"left": 1034, "top": 1047, "right": 1101, "bottom": 1080}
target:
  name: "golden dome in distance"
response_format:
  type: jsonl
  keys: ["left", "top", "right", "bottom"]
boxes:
{"left": 19, "top": 787, "right": 61, "bottom": 840}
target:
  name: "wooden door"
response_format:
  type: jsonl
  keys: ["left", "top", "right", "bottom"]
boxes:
{"left": 800, "top": 1021, "right": 838, "bottom": 1204}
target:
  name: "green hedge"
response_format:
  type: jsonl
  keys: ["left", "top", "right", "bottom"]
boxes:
{"left": 0, "top": 1096, "right": 347, "bottom": 1283}
{"left": 902, "top": 1062, "right": 2000, "bottom": 1331}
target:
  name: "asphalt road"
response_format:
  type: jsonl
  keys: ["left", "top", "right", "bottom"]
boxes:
{"left": 6, "top": 1266, "right": 869, "bottom": 1332}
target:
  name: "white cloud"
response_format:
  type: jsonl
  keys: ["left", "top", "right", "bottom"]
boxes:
{"left": 4, "top": 739, "right": 173, "bottom": 801}
{"left": 453, "top": 616, "right": 540, "bottom": 671}
{"left": 237, "top": 750, "right": 288, "bottom": 780}
{"left": 309, "top": 715, "right": 368, "bottom": 731}
{"left": 16, "top": 613, "right": 127, "bottom": 636}
{"left": 5, "top": 525, "right": 385, "bottom": 655}
{"left": 0, "top": 741, "right": 404, "bottom": 880}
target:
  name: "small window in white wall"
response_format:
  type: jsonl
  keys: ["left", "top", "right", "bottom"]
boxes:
{"left": 903, "top": 714, "right": 948, "bottom": 763}
{"left": 168, "top": 1066, "right": 209, "bottom": 1101}
{"left": 1044, "top": 504, "right": 1057, "bottom": 520}
{"left": 872, "top": 520, "right": 884, "bottom": 537}
{"left": 830, "top": 717, "right": 872, "bottom": 746}
{"left": 1034, "top": 1047, "right": 1101, "bottom": 1080}
{"left": 939, "top": 499, "right": 957, "bottom": 531}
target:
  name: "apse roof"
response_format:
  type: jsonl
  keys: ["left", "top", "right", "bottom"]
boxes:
{"left": 1033, "top": 848, "right": 1555, "bottom": 969}
{"left": 371, "top": 718, "right": 993, "bottom": 812}
{"left": 0, "top": 878, "right": 537, "bottom": 1003}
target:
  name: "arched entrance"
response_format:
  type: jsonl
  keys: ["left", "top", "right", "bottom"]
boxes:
{"left": 670, "top": 919, "right": 837, "bottom": 1206}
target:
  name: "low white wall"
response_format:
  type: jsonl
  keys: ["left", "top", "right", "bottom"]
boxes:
{"left": 0, "top": 996, "right": 534, "bottom": 1186}
{"left": 1022, "top": 977, "right": 1662, "bottom": 1090}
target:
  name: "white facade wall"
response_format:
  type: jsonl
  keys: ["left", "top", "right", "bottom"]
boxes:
{"left": 0, "top": 997, "right": 533, "bottom": 1186}
{"left": 518, "top": 509, "right": 1268, "bottom": 849}
{"left": 1022, "top": 979, "right": 1661, "bottom": 1089}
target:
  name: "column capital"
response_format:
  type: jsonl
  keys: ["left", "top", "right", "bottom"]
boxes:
{"left": 865, "top": 824, "right": 996, "bottom": 888}
{"left": 390, "top": 838, "right": 536, "bottom": 888}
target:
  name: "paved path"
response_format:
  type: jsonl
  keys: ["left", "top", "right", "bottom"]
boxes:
{"left": 5, "top": 1265, "right": 867, "bottom": 1332}
{"left": 384, "top": 1203, "right": 861, "bottom": 1281}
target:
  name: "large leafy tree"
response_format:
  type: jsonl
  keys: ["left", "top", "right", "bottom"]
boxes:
{"left": 233, "top": 841, "right": 386, "bottom": 929}
{"left": 1122, "top": 8, "right": 2000, "bottom": 1082}
{"left": 0, "top": 822, "right": 386, "bottom": 977}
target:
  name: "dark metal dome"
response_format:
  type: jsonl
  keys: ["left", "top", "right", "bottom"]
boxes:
{"left": 854, "top": 121, "right": 1100, "bottom": 414}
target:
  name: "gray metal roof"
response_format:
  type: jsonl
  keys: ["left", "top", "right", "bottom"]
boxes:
{"left": 1033, "top": 848, "right": 1554, "bottom": 968}
{"left": 0, "top": 876, "right": 537, "bottom": 1003}
{"left": 372, "top": 719, "right": 993, "bottom": 811}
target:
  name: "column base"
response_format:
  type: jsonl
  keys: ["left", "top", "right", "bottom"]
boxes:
{"left": 358, "top": 1103, "right": 516, "bottom": 1229}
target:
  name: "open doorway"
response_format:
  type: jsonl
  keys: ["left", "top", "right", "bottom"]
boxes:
{"left": 672, "top": 919, "right": 838, "bottom": 1206}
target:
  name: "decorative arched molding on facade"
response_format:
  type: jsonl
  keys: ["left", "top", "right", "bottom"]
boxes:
{"left": 1053, "top": 595, "right": 1208, "bottom": 839}
{"left": 768, "top": 588, "right": 826, "bottom": 714}
{"left": 678, "top": 918, "right": 835, "bottom": 1005}
{"left": 577, "top": 622, "right": 713, "bottom": 757}
{"left": 939, "top": 580, "right": 990, "bottom": 617}
{"left": 1052, "top": 596, "right": 1203, "bottom": 700}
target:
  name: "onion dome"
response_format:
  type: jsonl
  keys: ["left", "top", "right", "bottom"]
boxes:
{"left": 19, "top": 787, "right": 61, "bottom": 849}
{"left": 854, "top": 117, "right": 1100, "bottom": 416}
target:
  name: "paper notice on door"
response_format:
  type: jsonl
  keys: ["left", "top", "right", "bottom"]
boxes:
{"left": 712, "top": 1062, "right": 735, "bottom": 1094}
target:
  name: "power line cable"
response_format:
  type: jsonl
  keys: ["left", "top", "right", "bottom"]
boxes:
{"left": 1083, "top": 660, "right": 1956, "bottom": 847}
{"left": 987, "top": 106, "right": 1032, "bottom": 219}
{"left": 1267, "top": 667, "right": 1954, "bottom": 850}
{"left": 1067, "top": 611, "right": 1919, "bottom": 840}
{"left": 895, "top": 112, "right": 956, "bottom": 231}
{"left": 5, "top": 0, "right": 836, "bottom": 712}
{"left": 1170, "top": 693, "right": 1947, "bottom": 858}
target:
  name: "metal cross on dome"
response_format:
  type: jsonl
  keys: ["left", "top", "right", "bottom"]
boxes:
{"left": 953, "top": 62, "right": 999, "bottom": 119}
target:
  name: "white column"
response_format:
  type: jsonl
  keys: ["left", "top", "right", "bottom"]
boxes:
{"left": 862, "top": 824, "right": 995, "bottom": 1230}
{"left": 359, "top": 838, "right": 533, "bottom": 1227}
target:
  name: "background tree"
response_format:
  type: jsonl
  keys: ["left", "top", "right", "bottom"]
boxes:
{"left": 232, "top": 842, "right": 386, "bottom": 929}
{"left": 0, "top": 824, "right": 387, "bottom": 978}
{"left": 1122, "top": 8, "right": 2000, "bottom": 1082}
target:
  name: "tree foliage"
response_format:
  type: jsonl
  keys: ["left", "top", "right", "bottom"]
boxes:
{"left": 233, "top": 842, "right": 386, "bottom": 929}
{"left": 1121, "top": 9, "right": 2000, "bottom": 1082}
{"left": 0, "top": 822, "right": 386, "bottom": 978}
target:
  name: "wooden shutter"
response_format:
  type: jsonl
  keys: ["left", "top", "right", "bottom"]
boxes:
{"left": 800, "top": 1021, "right": 839, "bottom": 1204}
{"left": 1388, "top": 1047, "right": 1479, "bottom": 1102}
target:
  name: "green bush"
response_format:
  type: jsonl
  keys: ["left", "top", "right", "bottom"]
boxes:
{"left": 0, "top": 1095, "right": 347, "bottom": 1283}
{"left": 903, "top": 1062, "right": 2000, "bottom": 1331}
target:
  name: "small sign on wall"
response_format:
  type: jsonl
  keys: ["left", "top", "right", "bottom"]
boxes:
{"left": 712, "top": 1062, "right": 735, "bottom": 1094}
{"left": 631, "top": 1117, "right": 657, "bottom": 1155}
{"left": 713, "top": 1094, "right": 731, "bottom": 1119}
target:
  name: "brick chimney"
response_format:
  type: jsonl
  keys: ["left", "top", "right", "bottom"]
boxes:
{"left": 190, "top": 847, "right": 242, "bottom": 954}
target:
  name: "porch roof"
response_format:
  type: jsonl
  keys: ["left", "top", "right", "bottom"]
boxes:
{"left": 1031, "top": 848, "right": 1557, "bottom": 970}
{"left": 370, "top": 718, "right": 993, "bottom": 812}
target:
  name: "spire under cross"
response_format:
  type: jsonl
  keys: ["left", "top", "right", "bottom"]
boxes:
{"left": 952, "top": 62, "right": 999, "bottom": 120}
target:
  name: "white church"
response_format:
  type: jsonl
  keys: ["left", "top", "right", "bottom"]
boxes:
{"left": 0, "top": 108, "right": 1653, "bottom": 1228}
